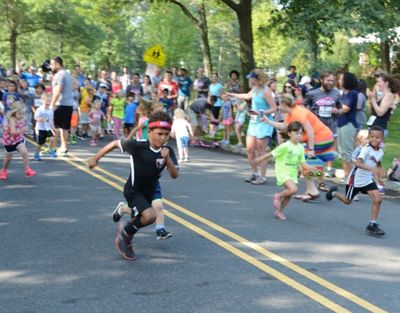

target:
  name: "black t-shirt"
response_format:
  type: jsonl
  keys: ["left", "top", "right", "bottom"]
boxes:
{"left": 120, "top": 139, "right": 177, "bottom": 202}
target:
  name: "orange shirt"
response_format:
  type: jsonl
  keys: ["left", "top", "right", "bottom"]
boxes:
{"left": 284, "top": 105, "right": 333, "bottom": 143}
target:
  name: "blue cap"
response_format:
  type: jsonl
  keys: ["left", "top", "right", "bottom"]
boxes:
{"left": 246, "top": 72, "right": 258, "bottom": 79}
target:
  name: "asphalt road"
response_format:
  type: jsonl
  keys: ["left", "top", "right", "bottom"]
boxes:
{"left": 1, "top": 137, "right": 400, "bottom": 313}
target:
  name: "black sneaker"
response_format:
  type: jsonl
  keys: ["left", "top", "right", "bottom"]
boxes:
{"left": 366, "top": 223, "right": 385, "bottom": 236}
{"left": 115, "top": 222, "right": 137, "bottom": 260}
{"left": 325, "top": 186, "right": 338, "bottom": 201}
{"left": 245, "top": 173, "right": 259, "bottom": 183}
{"left": 156, "top": 228, "right": 172, "bottom": 240}
{"left": 112, "top": 202, "right": 125, "bottom": 223}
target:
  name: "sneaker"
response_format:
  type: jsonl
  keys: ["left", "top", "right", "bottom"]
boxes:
{"left": 115, "top": 222, "right": 137, "bottom": 260}
{"left": 178, "top": 158, "right": 184, "bottom": 163}
{"left": 325, "top": 186, "right": 338, "bottom": 201}
{"left": 90, "top": 140, "right": 97, "bottom": 147}
{"left": 245, "top": 173, "right": 259, "bottom": 183}
{"left": 25, "top": 167, "right": 37, "bottom": 177}
{"left": 69, "top": 135, "right": 78, "bottom": 145}
{"left": 235, "top": 143, "right": 244, "bottom": 148}
{"left": 57, "top": 148, "right": 68, "bottom": 156}
{"left": 353, "top": 195, "right": 359, "bottom": 202}
{"left": 366, "top": 223, "right": 385, "bottom": 236}
{"left": 183, "top": 158, "right": 189, "bottom": 163}
{"left": 49, "top": 150, "right": 57, "bottom": 158}
{"left": 112, "top": 202, "right": 125, "bottom": 223}
{"left": 34, "top": 152, "right": 42, "bottom": 161}
{"left": 251, "top": 176, "right": 267, "bottom": 185}
{"left": 0, "top": 169, "right": 7, "bottom": 180}
{"left": 156, "top": 228, "right": 172, "bottom": 240}
{"left": 274, "top": 210, "right": 287, "bottom": 221}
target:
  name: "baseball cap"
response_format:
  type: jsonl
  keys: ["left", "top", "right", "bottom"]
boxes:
{"left": 299, "top": 76, "right": 311, "bottom": 85}
{"left": 246, "top": 72, "right": 259, "bottom": 79}
{"left": 99, "top": 83, "right": 108, "bottom": 89}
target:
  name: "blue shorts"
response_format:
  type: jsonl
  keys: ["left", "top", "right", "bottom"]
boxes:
{"left": 153, "top": 181, "right": 162, "bottom": 200}
{"left": 247, "top": 121, "right": 273, "bottom": 139}
{"left": 180, "top": 136, "right": 189, "bottom": 148}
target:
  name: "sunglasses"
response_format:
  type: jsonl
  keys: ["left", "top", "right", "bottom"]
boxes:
{"left": 285, "top": 85, "right": 292, "bottom": 88}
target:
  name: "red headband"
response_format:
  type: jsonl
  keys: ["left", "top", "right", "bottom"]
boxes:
{"left": 148, "top": 121, "right": 172, "bottom": 130}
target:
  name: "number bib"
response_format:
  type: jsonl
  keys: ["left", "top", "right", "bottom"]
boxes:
{"left": 318, "top": 105, "right": 332, "bottom": 118}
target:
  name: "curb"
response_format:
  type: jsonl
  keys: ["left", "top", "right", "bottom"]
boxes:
{"left": 217, "top": 142, "right": 400, "bottom": 198}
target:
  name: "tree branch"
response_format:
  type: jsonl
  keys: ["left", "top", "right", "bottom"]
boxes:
{"left": 165, "top": 0, "right": 199, "bottom": 24}
{"left": 219, "top": 0, "right": 240, "bottom": 13}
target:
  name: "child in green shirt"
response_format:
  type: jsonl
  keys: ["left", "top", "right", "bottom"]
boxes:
{"left": 254, "top": 121, "right": 315, "bottom": 220}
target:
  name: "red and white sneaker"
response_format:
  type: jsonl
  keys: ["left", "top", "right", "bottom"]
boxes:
{"left": 0, "top": 169, "right": 7, "bottom": 180}
{"left": 25, "top": 167, "right": 37, "bottom": 177}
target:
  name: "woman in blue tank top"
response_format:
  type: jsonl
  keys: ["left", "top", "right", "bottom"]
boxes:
{"left": 226, "top": 69, "right": 277, "bottom": 185}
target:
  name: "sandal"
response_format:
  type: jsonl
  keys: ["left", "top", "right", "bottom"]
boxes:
{"left": 294, "top": 193, "right": 320, "bottom": 202}
{"left": 318, "top": 182, "right": 330, "bottom": 192}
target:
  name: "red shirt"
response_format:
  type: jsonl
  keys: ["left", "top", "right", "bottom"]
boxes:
{"left": 157, "top": 80, "right": 178, "bottom": 98}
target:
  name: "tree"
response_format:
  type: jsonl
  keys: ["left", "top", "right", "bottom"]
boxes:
{"left": 165, "top": 0, "right": 213, "bottom": 76}
{"left": 220, "top": 0, "right": 255, "bottom": 89}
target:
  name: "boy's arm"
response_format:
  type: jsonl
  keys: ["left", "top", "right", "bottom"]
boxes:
{"left": 88, "top": 139, "right": 120, "bottom": 169}
{"left": 253, "top": 151, "right": 273, "bottom": 165}
{"left": 161, "top": 147, "right": 179, "bottom": 179}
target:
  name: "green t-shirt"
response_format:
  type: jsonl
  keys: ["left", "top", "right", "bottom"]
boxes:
{"left": 271, "top": 141, "right": 305, "bottom": 185}
{"left": 111, "top": 98, "right": 125, "bottom": 119}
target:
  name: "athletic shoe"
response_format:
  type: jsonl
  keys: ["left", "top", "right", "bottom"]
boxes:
{"left": 69, "top": 135, "right": 78, "bottom": 145}
{"left": 112, "top": 202, "right": 125, "bottom": 223}
{"left": 324, "top": 168, "right": 336, "bottom": 178}
{"left": 115, "top": 222, "right": 136, "bottom": 260}
{"left": 183, "top": 158, "right": 189, "bottom": 163}
{"left": 366, "top": 223, "right": 385, "bottom": 236}
{"left": 90, "top": 140, "right": 97, "bottom": 147}
{"left": 325, "top": 186, "right": 338, "bottom": 201}
{"left": 156, "top": 228, "right": 172, "bottom": 240}
{"left": 251, "top": 176, "right": 267, "bottom": 185}
{"left": 235, "top": 143, "right": 244, "bottom": 148}
{"left": 245, "top": 173, "right": 259, "bottom": 183}
{"left": 49, "top": 150, "right": 57, "bottom": 158}
{"left": 57, "top": 148, "right": 68, "bottom": 156}
{"left": 25, "top": 167, "right": 37, "bottom": 177}
{"left": 0, "top": 169, "right": 7, "bottom": 180}
{"left": 34, "top": 152, "right": 41, "bottom": 161}
{"left": 274, "top": 210, "right": 287, "bottom": 221}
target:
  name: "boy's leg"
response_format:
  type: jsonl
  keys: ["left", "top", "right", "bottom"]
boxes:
{"left": 367, "top": 189, "right": 382, "bottom": 221}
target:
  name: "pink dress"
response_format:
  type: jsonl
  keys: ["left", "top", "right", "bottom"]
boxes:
{"left": 2, "top": 119, "right": 25, "bottom": 146}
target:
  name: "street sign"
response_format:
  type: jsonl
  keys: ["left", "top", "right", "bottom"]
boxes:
{"left": 143, "top": 44, "right": 166, "bottom": 67}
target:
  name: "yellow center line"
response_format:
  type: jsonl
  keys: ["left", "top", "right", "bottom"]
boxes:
{"left": 25, "top": 138, "right": 387, "bottom": 313}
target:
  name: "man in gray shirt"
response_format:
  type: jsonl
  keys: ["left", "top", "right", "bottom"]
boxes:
{"left": 50, "top": 56, "right": 74, "bottom": 155}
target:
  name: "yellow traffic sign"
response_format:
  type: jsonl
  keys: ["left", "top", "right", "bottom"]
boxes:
{"left": 143, "top": 44, "right": 166, "bottom": 67}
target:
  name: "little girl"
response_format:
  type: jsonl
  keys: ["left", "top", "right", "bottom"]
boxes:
{"left": 233, "top": 100, "right": 248, "bottom": 147}
{"left": 220, "top": 94, "right": 233, "bottom": 145}
{"left": 0, "top": 101, "right": 36, "bottom": 180}
{"left": 127, "top": 99, "right": 151, "bottom": 140}
{"left": 254, "top": 121, "right": 314, "bottom": 220}
{"left": 171, "top": 108, "right": 193, "bottom": 162}
{"left": 110, "top": 90, "right": 125, "bottom": 139}
{"left": 89, "top": 100, "right": 106, "bottom": 146}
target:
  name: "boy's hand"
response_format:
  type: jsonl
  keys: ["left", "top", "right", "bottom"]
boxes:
{"left": 88, "top": 157, "right": 98, "bottom": 169}
{"left": 253, "top": 157, "right": 262, "bottom": 166}
{"left": 161, "top": 147, "right": 171, "bottom": 161}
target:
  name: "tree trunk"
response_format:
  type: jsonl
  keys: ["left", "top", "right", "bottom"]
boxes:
{"left": 236, "top": 3, "right": 255, "bottom": 91}
{"left": 10, "top": 28, "right": 18, "bottom": 73}
{"left": 309, "top": 33, "right": 319, "bottom": 73}
{"left": 380, "top": 39, "right": 391, "bottom": 74}
{"left": 197, "top": 3, "right": 212, "bottom": 77}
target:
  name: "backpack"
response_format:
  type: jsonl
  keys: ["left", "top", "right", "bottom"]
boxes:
{"left": 388, "top": 159, "right": 400, "bottom": 182}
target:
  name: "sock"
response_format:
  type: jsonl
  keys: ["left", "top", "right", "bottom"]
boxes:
{"left": 332, "top": 191, "right": 337, "bottom": 197}
{"left": 124, "top": 217, "right": 145, "bottom": 236}
{"left": 155, "top": 224, "right": 165, "bottom": 230}
{"left": 369, "top": 220, "right": 377, "bottom": 225}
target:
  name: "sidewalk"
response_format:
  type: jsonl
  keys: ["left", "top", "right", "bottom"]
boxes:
{"left": 217, "top": 142, "right": 400, "bottom": 198}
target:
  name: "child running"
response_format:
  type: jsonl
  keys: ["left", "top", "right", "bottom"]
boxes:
{"left": 171, "top": 108, "right": 193, "bottom": 162}
{"left": 0, "top": 102, "right": 36, "bottom": 180}
{"left": 88, "top": 111, "right": 179, "bottom": 260}
{"left": 326, "top": 126, "right": 386, "bottom": 236}
{"left": 253, "top": 121, "right": 315, "bottom": 220}
{"left": 88, "top": 100, "right": 106, "bottom": 146}
{"left": 34, "top": 93, "right": 57, "bottom": 161}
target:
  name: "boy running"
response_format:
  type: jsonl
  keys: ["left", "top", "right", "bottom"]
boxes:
{"left": 88, "top": 111, "right": 179, "bottom": 260}
{"left": 326, "top": 126, "right": 386, "bottom": 236}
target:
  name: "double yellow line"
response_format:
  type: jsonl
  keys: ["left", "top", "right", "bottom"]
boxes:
{"left": 26, "top": 138, "right": 387, "bottom": 312}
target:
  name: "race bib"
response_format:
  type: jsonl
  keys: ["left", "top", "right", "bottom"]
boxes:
{"left": 249, "top": 114, "right": 258, "bottom": 121}
{"left": 319, "top": 106, "right": 332, "bottom": 118}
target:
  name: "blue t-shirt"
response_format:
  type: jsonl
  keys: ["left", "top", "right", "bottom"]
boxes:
{"left": 20, "top": 73, "right": 41, "bottom": 88}
{"left": 124, "top": 102, "right": 137, "bottom": 124}
{"left": 222, "top": 100, "right": 233, "bottom": 120}
{"left": 178, "top": 76, "right": 192, "bottom": 97}
{"left": 2, "top": 91, "right": 20, "bottom": 112}
{"left": 209, "top": 83, "right": 223, "bottom": 107}
{"left": 338, "top": 89, "right": 358, "bottom": 128}
{"left": 160, "top": 97, "right": 174, "bottom": 110}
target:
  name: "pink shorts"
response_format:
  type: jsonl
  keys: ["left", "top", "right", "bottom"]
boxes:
{"left": 223, "top": 118, "right": 233, "bottom": 126}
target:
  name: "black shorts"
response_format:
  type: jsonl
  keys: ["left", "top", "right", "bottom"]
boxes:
{"left": 4, "top": 139, "right": 25, "bottom": 153}
{"left": 124, "top": 190, "right": 152, "bottom": 218}
{"left": 36, "top": 130, "right": 53, "bottom": 146}
{"left": 54, "top": 105, "right": 73, "bottom": 130}
{"left": 124, "top": 123, "right": 134, "bottom": 129}
{"left": 345, "top": 182, "right": 378, "bottom": 200}
{"left": 211, "top": 106, "right": 221, "bottom": 119}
